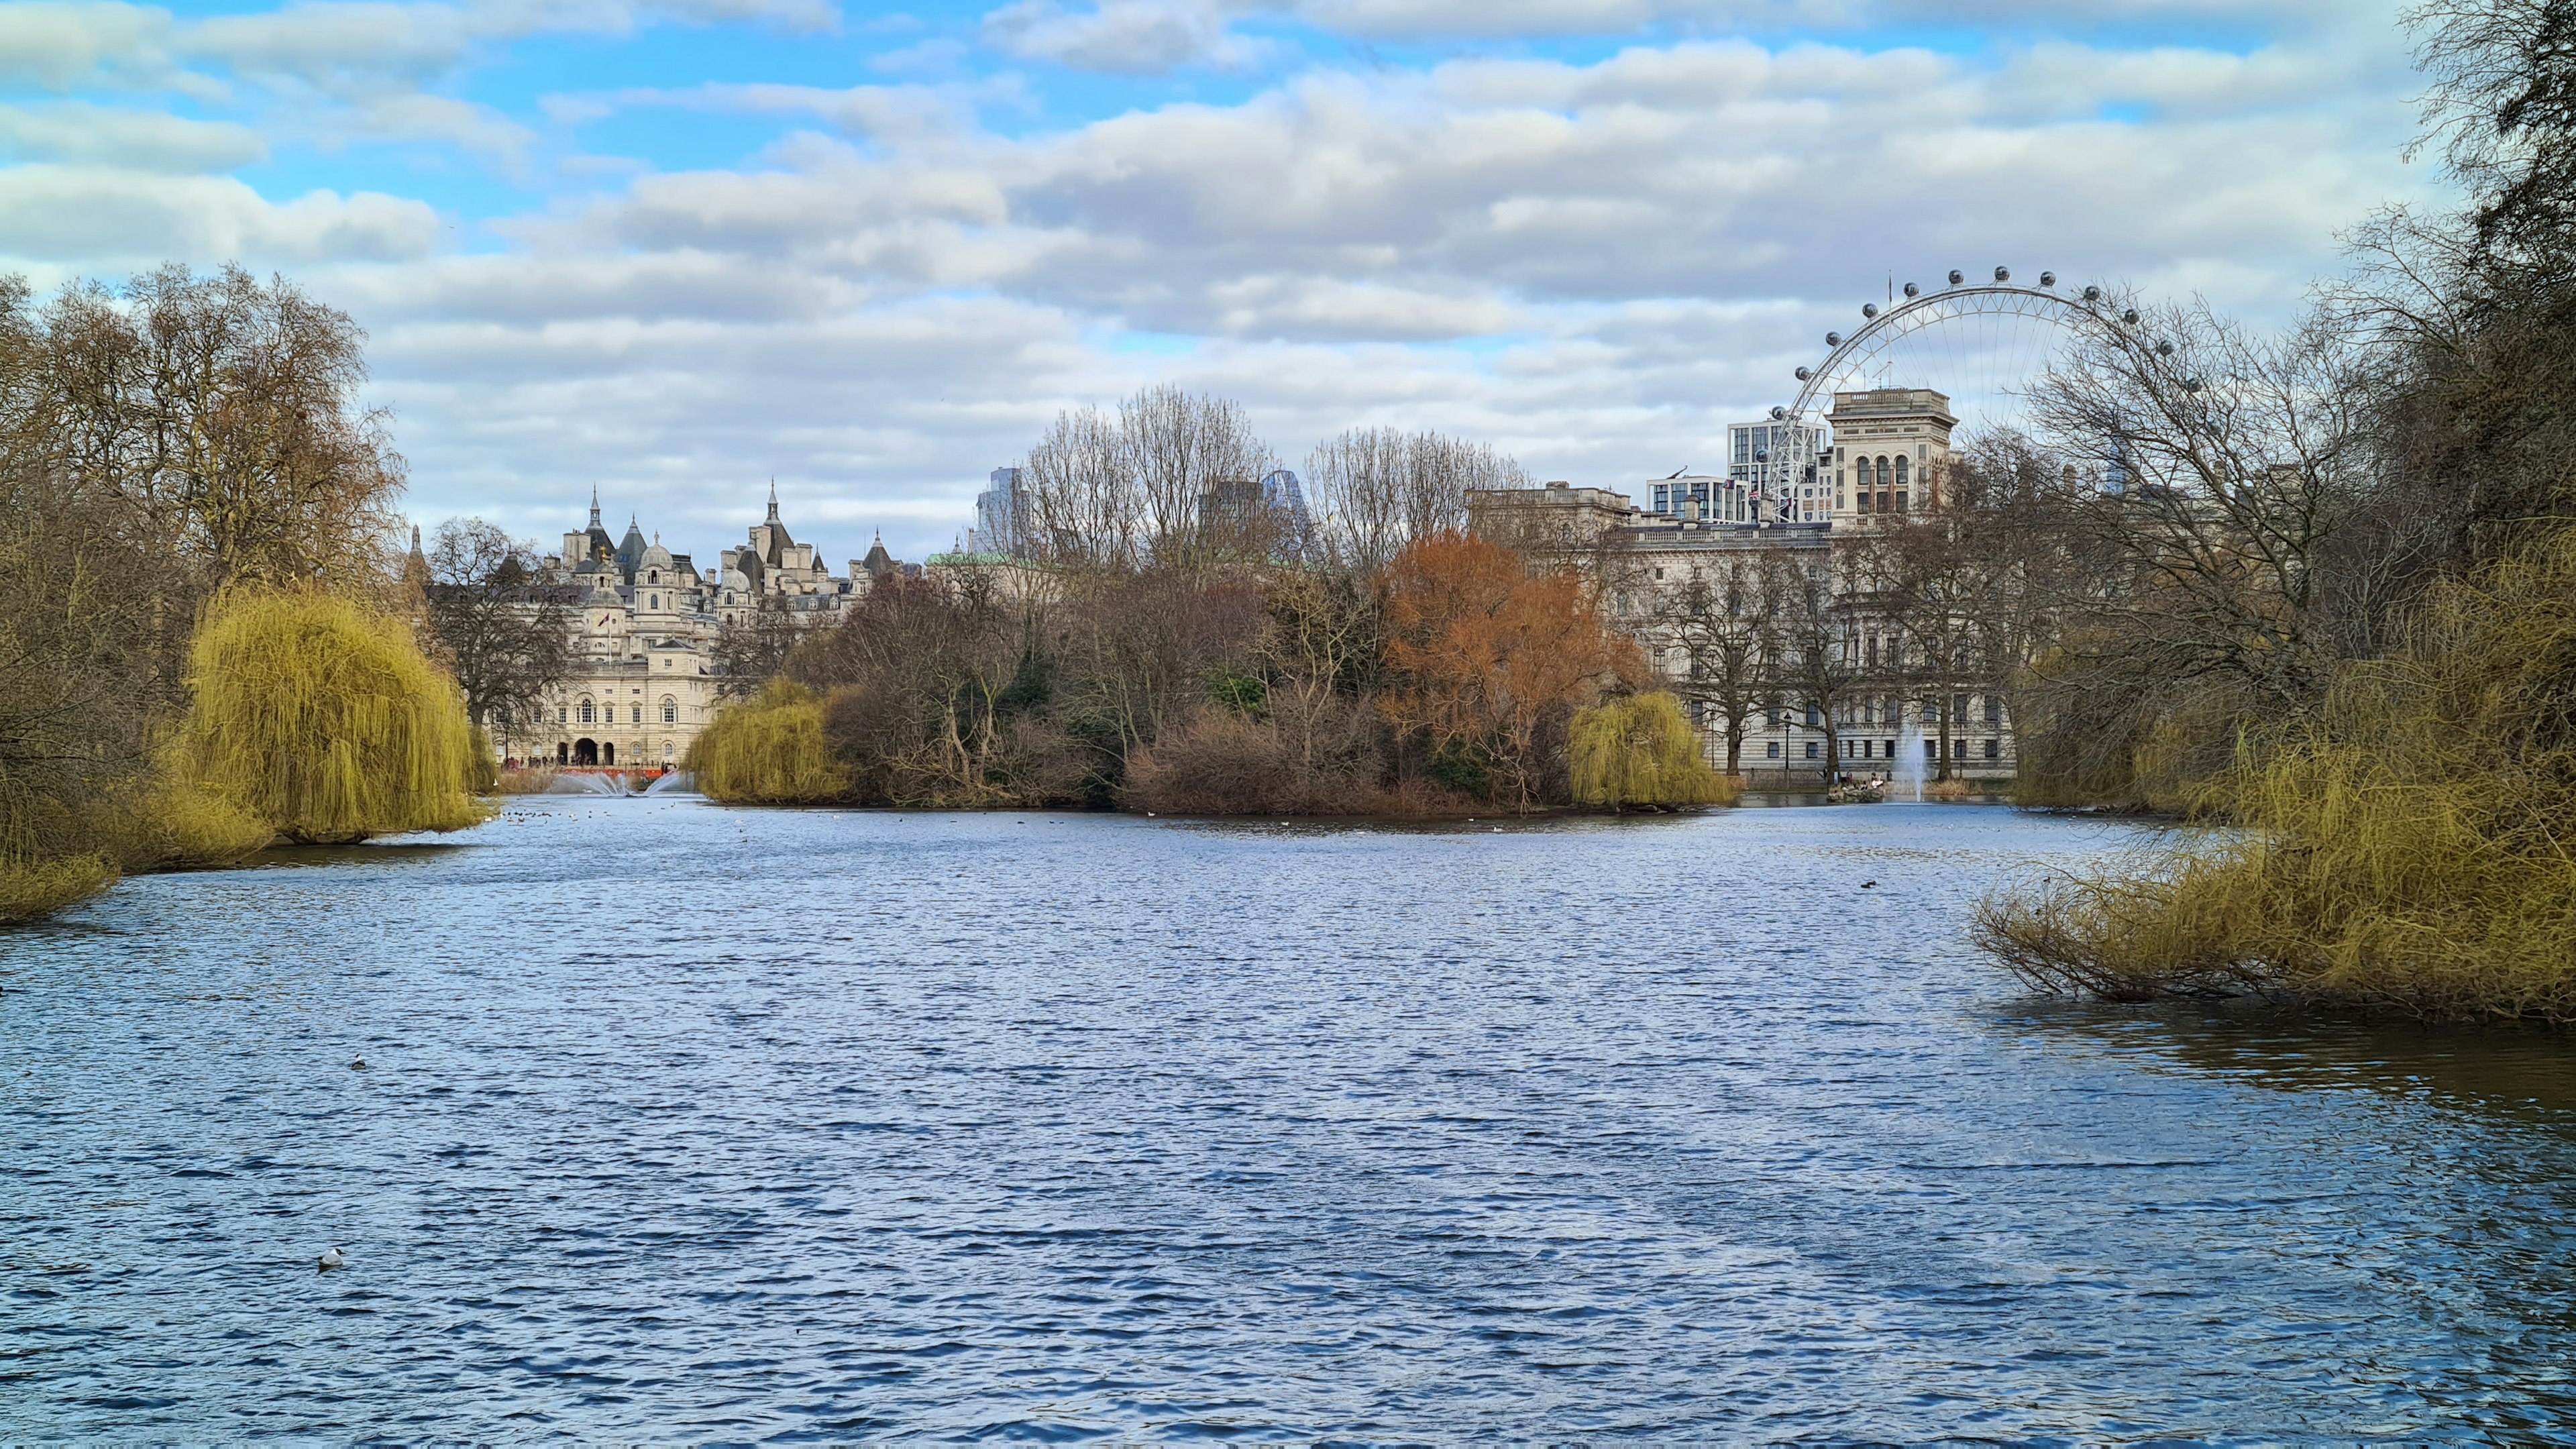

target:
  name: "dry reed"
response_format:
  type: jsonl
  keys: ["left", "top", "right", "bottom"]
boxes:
{"left": 1978, "top": 532, "right": 2576, "bottom": 1022}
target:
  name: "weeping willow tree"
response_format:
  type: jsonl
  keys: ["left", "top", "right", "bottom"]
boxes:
{"left": 1569, "top": 692, "right": 1740, "bottom": 811}
{"left": 178, "top": 588, "right": 493, "bottom": 845}
{"left": 687, "top": 680, "right": 849, "bottom": 804}
{"left": 1978, "top": 531, "right": 2576, "bottom": 1022}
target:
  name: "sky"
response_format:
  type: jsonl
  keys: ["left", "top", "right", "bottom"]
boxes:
{"left": 0, "top": 0, "right": 2440, "bottom": 567}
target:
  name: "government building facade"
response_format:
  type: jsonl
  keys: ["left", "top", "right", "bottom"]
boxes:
{"left": 513, "top": 488, "right": 908, "bottom": 769}
{"left": 1469, "top": 387, "right": 2021, "bottom": 786}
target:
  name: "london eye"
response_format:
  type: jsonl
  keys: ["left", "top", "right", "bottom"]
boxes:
{"left": 1756, "top": 266, "right": 2147, "bottom": 507}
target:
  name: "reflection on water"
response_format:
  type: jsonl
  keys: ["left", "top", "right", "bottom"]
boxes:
{"left": 3, "top": 799, "right": 2573, "bottom": 1438}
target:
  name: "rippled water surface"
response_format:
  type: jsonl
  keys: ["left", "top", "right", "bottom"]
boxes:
{"left": 9, "top": 799, "right": 2576, "bottom": 1440}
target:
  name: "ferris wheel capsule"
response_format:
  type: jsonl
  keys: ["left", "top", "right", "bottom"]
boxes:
{"left": 2083, "top": 285, "right": 2102, "bottom": 302}
{"left": 2123, "top": 309, "right": 2139, "bottom": 325}
{"left": 1948, "top": 269, "right": 1964, "bottom": 285}
{"left": 1994, "top": 266, "right": 2010, "bottom": 282}
{"left": 1794, "top": 366, "right": 1812, "bottom": 381}
{"left": 1769, "top": 406, "right": 1786, "bottom": 420}
{"left": 1825, "top": 331, "right": 1841, "bottom": 347}
{"left": 1902, "top": 282, "right": 1920, "bottom": 298}
{"left": 2039, "top": 271, "right": 2056, "bottom": 287}
{"left": 2156, "top": 341, "right": 2175, "bottom": 356}
{"left": 1862, "top": 303, "right": 1878, "bottom": 318}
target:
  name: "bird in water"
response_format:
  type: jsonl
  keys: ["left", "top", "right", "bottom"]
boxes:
{"left": 317, "top": 1246, "right": 346, "bottom": 1272}
{"left": 1861, "top": 880, "right": 1878, "bottom": 889}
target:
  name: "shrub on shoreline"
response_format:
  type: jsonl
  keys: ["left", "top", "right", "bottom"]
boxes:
{"left": 1569, "top": 693, "right": 1740, "bottom": 810}
{"left": 180, "top": 588, "right": 494, "bottom": 845}
{"left": 689, "top": 680, "right": 849, "bottom": 804}
{"left": 1976, "top": 533, "right": 2576, "bottom": 1023}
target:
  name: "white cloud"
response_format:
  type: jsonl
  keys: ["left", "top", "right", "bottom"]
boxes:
{"left": 0, "top": 1, "right": 182, "bottom": 91}
{"left": 981, "top": 0, "right": 1263, "bottom": 74}
{"left": 0, "top": 167, "right": 440, "bottom": 262}
{"left": 344, "top": 91, "right": 540, "bottom": 166}
{"left": 0, "top": 101, "right": 265, "bottom": 170}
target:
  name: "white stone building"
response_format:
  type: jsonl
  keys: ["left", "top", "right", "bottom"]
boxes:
{"left": 517, "top": 489, "right": 904, "bottom": 769}
{"left": 1472, "top": 386, "right": 2021, "bottom": 787}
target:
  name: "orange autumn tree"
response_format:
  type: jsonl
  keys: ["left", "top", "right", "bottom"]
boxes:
{"left": 1379, "top": 531, "right": 1644, "bottom": 808}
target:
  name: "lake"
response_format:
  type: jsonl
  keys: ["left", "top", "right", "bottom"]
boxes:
{"left": 6, "top": 798, "right": 2575, "bottom": 1439}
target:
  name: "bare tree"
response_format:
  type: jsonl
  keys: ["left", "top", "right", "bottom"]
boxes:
{"left": 1307, "top": 427, "right": 1528, "bottom": 575}
{"left": 1020, "top": 404, "right": 1139, "bottom": 571}
{"left": 712, "top": 600, "right": 826, "bottom": 700}
{"left": 2408, "top": 0, "right": 2576, "bottom": 257}
{"left": 1118, "top": 385, "right": 1280, "bottom": 569}
{"left": 420, "top": 518, "right": 573, "bottom": 757}
{"left": 1762, "top": 549, "right": 1860, "bottom": 778}
{"left": 1014, "top": 386, "right": 1286, "bottom": 574}
{"left": 1653, "top": 553, "right": 1777, "bottom": 775}
{"left": 2023, "top": 297, "right": 2375, "bottom": 722}
{"left": 36, "top": 264, "right": 405, "bottom": 592}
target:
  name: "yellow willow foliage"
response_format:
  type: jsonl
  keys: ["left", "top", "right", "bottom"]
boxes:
{"left": 91, "top": 761, "right": 278, "bottom": 871}
{"left": 687, "top": 680, "right": 849, "bottom": 804}
{"left": 1978, "top": 530, "right": 2576, "bottom": 1022}
{"left": 179, "top": 588, "right": 494, "bottom": 845}
{"left": 1569, "top": 692, "right": 1741, "bottom": 810}
{"left": 0, "top": 854, "right": 116, "bottom": 925}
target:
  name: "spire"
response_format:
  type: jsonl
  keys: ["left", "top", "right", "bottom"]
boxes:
{"left": 766, "top": 478, "right": 781, "bottom": 525}
{"left": 407, "top": 523, "right": 423, "bottom": 558}
{"left": 588, "top": 484, "right": 602, "bottom": 529}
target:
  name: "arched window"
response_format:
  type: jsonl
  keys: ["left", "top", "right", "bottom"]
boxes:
{"left": 1877, "top": 457, "right": 1892, "bottom": 490}
{"left": 577, "top": 699, "right": 594, "bottom": 724}
{"left": 649, "top": 594, "right": 659, "bottom": 609}
{"left": 1894, "top": 455, "right": 1909, "bottom": 489}
{"left": 663, "top": 741, "right": 675, "bottom": 761}
{"left": 661, "top": 697, "right": 677, "bottom": 724}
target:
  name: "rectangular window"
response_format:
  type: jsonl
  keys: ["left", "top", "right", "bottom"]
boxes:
{"left": 1953, "top": 692, "right": 1968, "bottom": 724}
{"left": 1766, "top": 741, "right": 1781, "bottom": 759}
{"left": 1984, "top": 695, "right": 2002, "bottom": 726}
{"left": 1805, "top": 704, "right": 1821, "bottom": 727}
{"left": 1984, "top": 738, "right": 2001, "bottom": 759}
{"left": 1953, "top": 738, "right": 1966, "bottom": 757}
{"left": 1804, "top": 742, "right": 1819, "bottom": 759}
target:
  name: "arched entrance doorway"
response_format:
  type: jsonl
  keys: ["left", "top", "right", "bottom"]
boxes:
{"left": 572, "top": 738, "right": 598, "bottom": 765}
{"left": 602, "top": 741, "right": 616, "bottom": 765}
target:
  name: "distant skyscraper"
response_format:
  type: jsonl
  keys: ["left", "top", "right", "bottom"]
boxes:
{"left": 971, "top": 467, "right": 1025, "bottom": 557}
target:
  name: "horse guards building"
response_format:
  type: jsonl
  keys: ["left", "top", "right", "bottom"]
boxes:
{"left": 507, "top": 486, "right": 909, "bottom": 769}
{"left": 511, "top": 386, "right": 2012, "bottom": 784}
